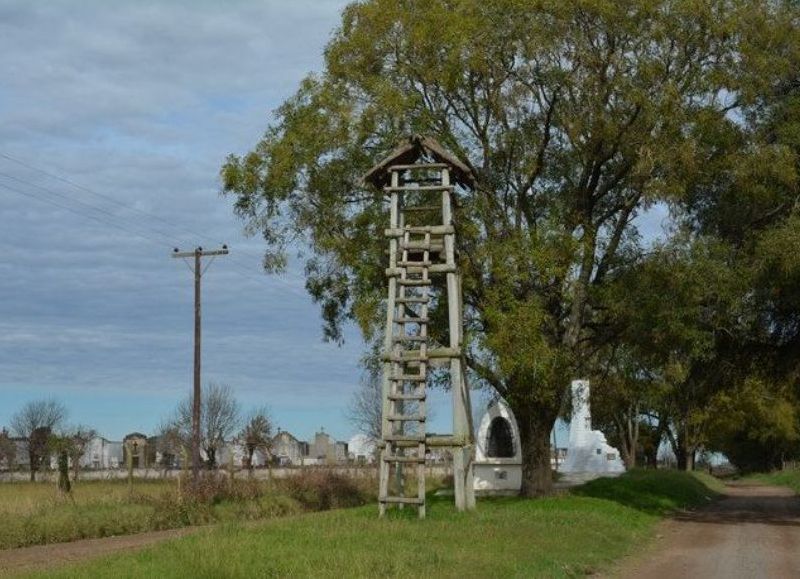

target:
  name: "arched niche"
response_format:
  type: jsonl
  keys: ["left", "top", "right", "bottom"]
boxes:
{"left": 487, "top": 417, "right": 515, "bottom": 458}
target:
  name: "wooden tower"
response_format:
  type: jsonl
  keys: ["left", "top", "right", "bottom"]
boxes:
{"left": 364, "top": 136, "right": 476, "bottom": 518}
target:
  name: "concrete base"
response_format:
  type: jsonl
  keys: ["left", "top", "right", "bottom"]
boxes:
{"left": 473, "top": 462, "right": 522, "bottom": 493}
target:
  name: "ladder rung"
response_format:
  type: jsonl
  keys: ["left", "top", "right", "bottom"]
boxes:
{"left": 395, "top": 317, "right": 428, "bottom": 324}
{"left": 402, "top": 205, "right": 440, "bottom": 213}
{"left": 387, "top": 414, "right": 426, "bottom": 422}
{"left": 383, "top": 455, "right": 426, "bottom": 463}
{"left": 397, "top": 279, "right": 431, "bottom": 286}
{"left": 395, "top": 297, "right": 429, "bottom": 304}
{"left": 384, "top": 434, "right": 426, "bottom": 442}
{"left": 400, "top": 242, "right": 443, "bottom": 251}
{"left": 387, "top": 265, "right": 454, "bottom": 276}
{"left": 385, "top": 225, "right": 454, "bottom": 236}
{"left": 388, "top": 392, "right": 426, "bottom": 401}
{"left": 384, "top": 185, "right": 454, "bottom": 192}
{"left": 392, "top": 373, "right": 426, "bottom": 382}
{"left": 398, "top": 260, "right": 432, "bottom": 267}
{"left": 380, "top": 496, "right": 425, "bottom": 504}
{"left": 393, "top": 335, "right": 426, "bottom": 342}
{"left": 386, "top": 353, "right": 428, "bottom": 362}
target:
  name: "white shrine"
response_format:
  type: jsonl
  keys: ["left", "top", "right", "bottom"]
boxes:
{"left": 473, "top": 398, "right": 523, "bottom": 494}
{"left": 560, "top": 379, "right": 625, "bottom": 476}
{"left": 472, "top": 380, "right": 624, "bottom": 493}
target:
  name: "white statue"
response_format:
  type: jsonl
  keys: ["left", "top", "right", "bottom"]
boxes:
{"left": 560, "top": 380, "right": 625, "bottom": 475}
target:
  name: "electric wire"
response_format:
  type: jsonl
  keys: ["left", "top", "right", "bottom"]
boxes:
{"left": 0, "top": 170, "right": 308, "bottom": 298}
{"left": 0, "top": 152, "right": 302, "bottom": 282}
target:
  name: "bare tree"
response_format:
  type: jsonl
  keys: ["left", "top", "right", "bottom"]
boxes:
{"left": 347, "top": 366, "right": 383, "bottom": 445}
{"left": 172, "top": 383, "right": 240, "bottom": 469}
{"left": 238, "top": 407, "right": 273, "bottom": 472}
{"left": 154, "top": 421, "right": 185, "bottom": 470}
{"left": 11, "top": 399, "right": 67, "bottom": 481}
{"left": 65, "top": 426, "right": 96, "bottom": 481}
{"left": 347, "top": 353, "right": 432, "bottom": 445}
{"left": 0, "top": 428, "right": 16, "bottom": 471}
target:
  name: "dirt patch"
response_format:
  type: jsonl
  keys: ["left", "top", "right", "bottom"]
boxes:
{"left": 0, "top": 527, "right": 200, "bottom": 576}
{"left": 613, "top": 483, "right": 800, "bottom": 579}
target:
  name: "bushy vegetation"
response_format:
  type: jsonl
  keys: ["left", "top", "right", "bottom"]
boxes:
{"left": 18, "top": 470, "right": 720, "bottom": 579}
{"left": 0, "top": 471, "right": 380, "bottom": 551}
{"left": 744, "top": 467, "right": 800, "bottom": 493}
{"left": 574, "top": 470, "right": 723, "bottom": 515}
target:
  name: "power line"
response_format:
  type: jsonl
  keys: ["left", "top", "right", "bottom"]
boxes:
{"left": 0, "top": 167, "right": 309, "bottom": 299}
{"left": 0, "top": 151, "right": 293, "bottom": 274}
{"left": 0, "top": 171, "right": 185, "bottom": 248}
{"left": 0, "top": 153, "right": 309, "bottom": 295}
{"left": 0, "top": 181, "right": 180, "bottom": 250}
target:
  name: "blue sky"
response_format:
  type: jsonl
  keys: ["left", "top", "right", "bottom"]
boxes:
{"left": 0, "top": 1, "right": 668, "bottom": 444}
{"left": 0, "top": 0, "right": 376, "bottom": 442}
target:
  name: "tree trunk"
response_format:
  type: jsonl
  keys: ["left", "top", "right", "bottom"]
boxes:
{"left": 29, "top": 450, "right": 36, "bottom": 482}
{"left": 517, "top": 404, "right": 557, "bottom": 497}
{"left": 57, "top": 451, "right": 71, "bottom": 494}
{"left": 206, "top": 447, "right": 216, "bottom": 469}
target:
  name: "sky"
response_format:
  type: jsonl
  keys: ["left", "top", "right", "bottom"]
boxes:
{"left": 0, "top": 1, "right": 669, "bottom": 445}
{"left": 0, "top": 0, "right": 383, "bottom": 442}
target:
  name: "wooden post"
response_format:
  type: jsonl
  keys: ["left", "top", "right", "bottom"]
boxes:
{"left": 378, "top": 173, "right": 400, "bottom": 517}
{"left": 192, "top": 248, "right": 202, "bottom": 483}
{"left": 172, "top": 245, "right": 228, "bottom": 484}
{"left": 126, "top": 441, "right": 134, "bottom": 495}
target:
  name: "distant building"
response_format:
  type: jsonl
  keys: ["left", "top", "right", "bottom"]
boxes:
{"left": 271, "top": 429, "right": 350, "bottom": 465}
{"left": 348, "top": 434, "right": 377, "bottom": 464}
{"left": 218, "top": 441, "right": 269, "bottom": 468}
{"left": 122, "top": 433, "right": 149, "bottom": 468}
{"left": 272, "top": 430, "right": 308, "bottom": 466}
{"left": 309, "top": 429, "right": 348, "bottom": 463}
{"left": 80, "top": 436, "right": 123, "bottom": 470}
{"left": 11, "top": 438, "right": 30, "bottom": 469}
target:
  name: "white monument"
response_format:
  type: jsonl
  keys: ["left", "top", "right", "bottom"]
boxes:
{"left": 560, "top": 380, "right": 625, "bottom": 476}
{"left": 473, "top": 399, "right": 523, "bottom": 494}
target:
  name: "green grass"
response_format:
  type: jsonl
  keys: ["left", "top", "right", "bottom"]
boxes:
{"left": 18, "top": 470, "right": 722, "bottom": 579}
{"left": 743, "top": 468, "right": 800, "bottom": 493}
{"left": 573, "top": 469, "right": 723, "bottom": 515}
{"left": 0, "top": 480, "right": 170, "bottom": 518}
{"left": 0, "top": 480, "right": 170, "bottom": 549}
{"left": 0, "top": 477, "right": 322, "bottom": 550}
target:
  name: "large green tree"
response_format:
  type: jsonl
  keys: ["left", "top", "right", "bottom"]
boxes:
{"left": 223, "top": 0, "right": 792, "bottom": 494}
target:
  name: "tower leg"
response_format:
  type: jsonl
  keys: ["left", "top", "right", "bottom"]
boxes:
{"left": 465, "top": 452, "right": 476, "bottom": 510}
{"left": 378, "top": 448, "right": 389, "bottom": 517}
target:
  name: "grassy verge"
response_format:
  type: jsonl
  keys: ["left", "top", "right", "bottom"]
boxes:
{"left": 742, "top": 468, "right": 800, "bottom": 493}
{"left": 574, "top": 469, "right": 722, "bottom": 515}
{"left": 19, "top": 470, "right": 721, "bottom": 579}
{"left": 0, "top": 471, "right": 374, "bottom": 550}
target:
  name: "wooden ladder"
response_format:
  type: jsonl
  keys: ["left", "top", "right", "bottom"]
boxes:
{"left": 380, "top": 164, "right": 452, "bottom": 518}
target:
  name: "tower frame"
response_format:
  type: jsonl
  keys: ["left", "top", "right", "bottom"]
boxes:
{"left": 364, "top": 136, "right": 476, "bottom": 518}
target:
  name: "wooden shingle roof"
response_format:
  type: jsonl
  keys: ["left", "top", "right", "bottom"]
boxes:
{"left": 363, "top": 135, "right": 474, "bottom": 189}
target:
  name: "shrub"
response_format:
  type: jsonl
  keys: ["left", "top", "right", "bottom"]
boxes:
{"left": 276, "top": 470, "right": 375, "bottom": 511}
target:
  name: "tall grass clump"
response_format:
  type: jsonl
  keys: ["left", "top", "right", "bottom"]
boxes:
{"left": 275, "top": 469, "right": 376, "bottom": 511}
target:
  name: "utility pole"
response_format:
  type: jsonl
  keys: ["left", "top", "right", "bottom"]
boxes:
{"left": 172, "top": 245, "right": 228, "bottom": 482}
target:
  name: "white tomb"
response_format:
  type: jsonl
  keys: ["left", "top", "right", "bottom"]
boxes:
{"left": 473, "top": 398, "right": 523, "bottom": 494}
{"left": 560, "top": 380, "right": 625, "bottom": 475}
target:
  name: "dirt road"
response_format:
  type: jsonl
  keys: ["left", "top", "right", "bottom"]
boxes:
{"left": 618, "top": 483, "right": 800, "bottom": 579}
{"left": 0, "top": 527, "right": 198, "bottom": 576}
